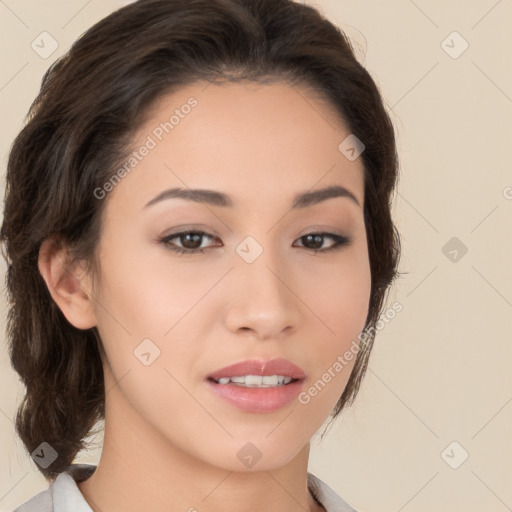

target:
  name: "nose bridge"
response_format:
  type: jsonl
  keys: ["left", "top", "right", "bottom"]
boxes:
{"left": 224, "top": 233, "right": 300, "bottom": 338}
{"left": 238, "top": 233, "right": 287, "bottom": 302}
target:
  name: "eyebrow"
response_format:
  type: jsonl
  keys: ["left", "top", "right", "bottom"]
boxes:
{"left": 143, "top": 184, "right": 361, "bottom": 210}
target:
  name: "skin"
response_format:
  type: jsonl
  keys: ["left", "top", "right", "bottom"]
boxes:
{"left": 38, "top": 80, "right": 371, "bottom": 512}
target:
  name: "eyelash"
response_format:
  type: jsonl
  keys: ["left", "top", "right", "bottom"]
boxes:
{"left": 159, "top": 230, "right": 352, "bottom": 255}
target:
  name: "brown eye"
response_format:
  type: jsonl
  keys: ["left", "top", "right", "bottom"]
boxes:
{"left": 159, "top": 230, "right": 351, "bottom": 256}
{"left": 160, "top": 231, "right": 219, "bottom": 255}
{"left": 294, "top": 233, "right": 352, "bottom": 253}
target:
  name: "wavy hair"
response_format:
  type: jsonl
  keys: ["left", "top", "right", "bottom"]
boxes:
{"left": 0, "top": 0, "right": 401, "bottom": 480}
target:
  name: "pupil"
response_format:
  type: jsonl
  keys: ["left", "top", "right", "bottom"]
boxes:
{"left": 183, "top": 233, "right": 201, "bottom": 249}
{"left": 305, "top": 234, "right": 322, "bottom": 249}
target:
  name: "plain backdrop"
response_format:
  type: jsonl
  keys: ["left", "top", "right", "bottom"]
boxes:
{"left": 1, "top": 1, "right": 511, "bottom": 511}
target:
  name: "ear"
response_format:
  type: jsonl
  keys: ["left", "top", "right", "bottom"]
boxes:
{"left": 38, "top": 237, "right": 97, "bottom": 330}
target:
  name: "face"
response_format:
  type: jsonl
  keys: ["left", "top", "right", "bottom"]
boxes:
{"left": 86, "top": 80, "right": 371, "bottom": 471}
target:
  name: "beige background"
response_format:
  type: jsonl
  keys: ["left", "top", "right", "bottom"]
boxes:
{"left": 1, "top": 1, "right": 511, "bottom": 511}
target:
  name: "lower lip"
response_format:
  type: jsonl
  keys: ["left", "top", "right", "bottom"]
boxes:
{"left": 205, "top": 379, "right": 304, "bottom": 413}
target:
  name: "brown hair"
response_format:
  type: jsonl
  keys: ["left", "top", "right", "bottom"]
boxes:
{"left": 0, "top": 0, "right": 401, "bottom": 480}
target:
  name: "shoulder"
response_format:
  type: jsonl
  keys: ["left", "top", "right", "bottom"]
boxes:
{"left": 10, "top": 464, "right": 96, "bottom": 512}
{"left": 10, "top": 487, "right": 52, "bottom": 512}
{"left": 13, "top": 467, "right": 353, "bottom": 512}
{"left": 307, "top": 472, "right": 359, "bottom": 512}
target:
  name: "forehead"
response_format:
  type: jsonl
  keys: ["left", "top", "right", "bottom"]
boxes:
{"left": 106, "top": 80, "right": 365, "bottom": 212}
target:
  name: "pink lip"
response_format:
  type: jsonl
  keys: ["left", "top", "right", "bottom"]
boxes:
{"left": 205, "top": 358, "right": 306, "bottom": 413}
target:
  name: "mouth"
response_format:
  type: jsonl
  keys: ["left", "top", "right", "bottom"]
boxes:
{"left": 205, "top": 358, "right": 306, "bottom": 413}
{"left": 209, "top": 374, "right": 298, "bottom": 387}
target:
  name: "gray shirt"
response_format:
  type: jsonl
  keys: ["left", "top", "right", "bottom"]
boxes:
{"left": 11, "top": 464, "right": 357, "bottom": 512}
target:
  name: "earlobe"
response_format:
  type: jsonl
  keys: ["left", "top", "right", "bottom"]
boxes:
{"left": 38, "top": 237, "right": 98, "bottom": 330}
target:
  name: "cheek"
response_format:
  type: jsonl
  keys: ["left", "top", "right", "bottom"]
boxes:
{"left": 296, "top": 263, "right": 369, "bottom": 418}
{"left": 93, "top": 239, "right": 205, "bottom": 337}
{"left": 91, "top": 248, "right": 214, "bottom": 407}
{"left": 304, "top": 247, "right": 371, "bottom": 341}
{"left": 92, "top": 260, "right": 202, "bottom": 430}
{"left": 299, "top": 247, "right": 371, "bottom": 405}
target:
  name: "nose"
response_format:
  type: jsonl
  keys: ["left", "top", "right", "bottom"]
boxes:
{"left": 223, "top": 245, "right": 302, "bottom": 341}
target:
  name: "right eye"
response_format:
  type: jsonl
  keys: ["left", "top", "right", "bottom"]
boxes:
{"left": 159, "top": 230, "right": 222, "bottom": 255}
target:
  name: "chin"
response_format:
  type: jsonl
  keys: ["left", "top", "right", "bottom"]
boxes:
{"left": 198, "top": 435, "right": 310, "bottom": 473}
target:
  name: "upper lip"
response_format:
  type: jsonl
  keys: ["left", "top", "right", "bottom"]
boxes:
{"left": 207, "top": 358, "right": 306, "bottom": 381}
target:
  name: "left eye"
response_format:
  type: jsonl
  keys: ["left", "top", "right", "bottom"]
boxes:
{"left": 159, "top": 230, "right": 351, "bottom": 255}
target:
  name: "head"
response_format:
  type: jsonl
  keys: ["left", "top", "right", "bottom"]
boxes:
{"left": 1, "top": 0, "right": 400, "bottom": 480}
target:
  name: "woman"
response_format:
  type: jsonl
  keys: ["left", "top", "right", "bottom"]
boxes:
{"left": 1, "top": 0, "right": 401, "bottom": 510}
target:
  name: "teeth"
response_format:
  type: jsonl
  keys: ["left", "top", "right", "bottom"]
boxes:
{"left": 215, "top": 375, "right": 294, "bottom": 387}
{"left": 245, "top": 375, "right": 263, "bottom": 386}
{"left": 263, "top": 375, "right": 280, "bottom": 385}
